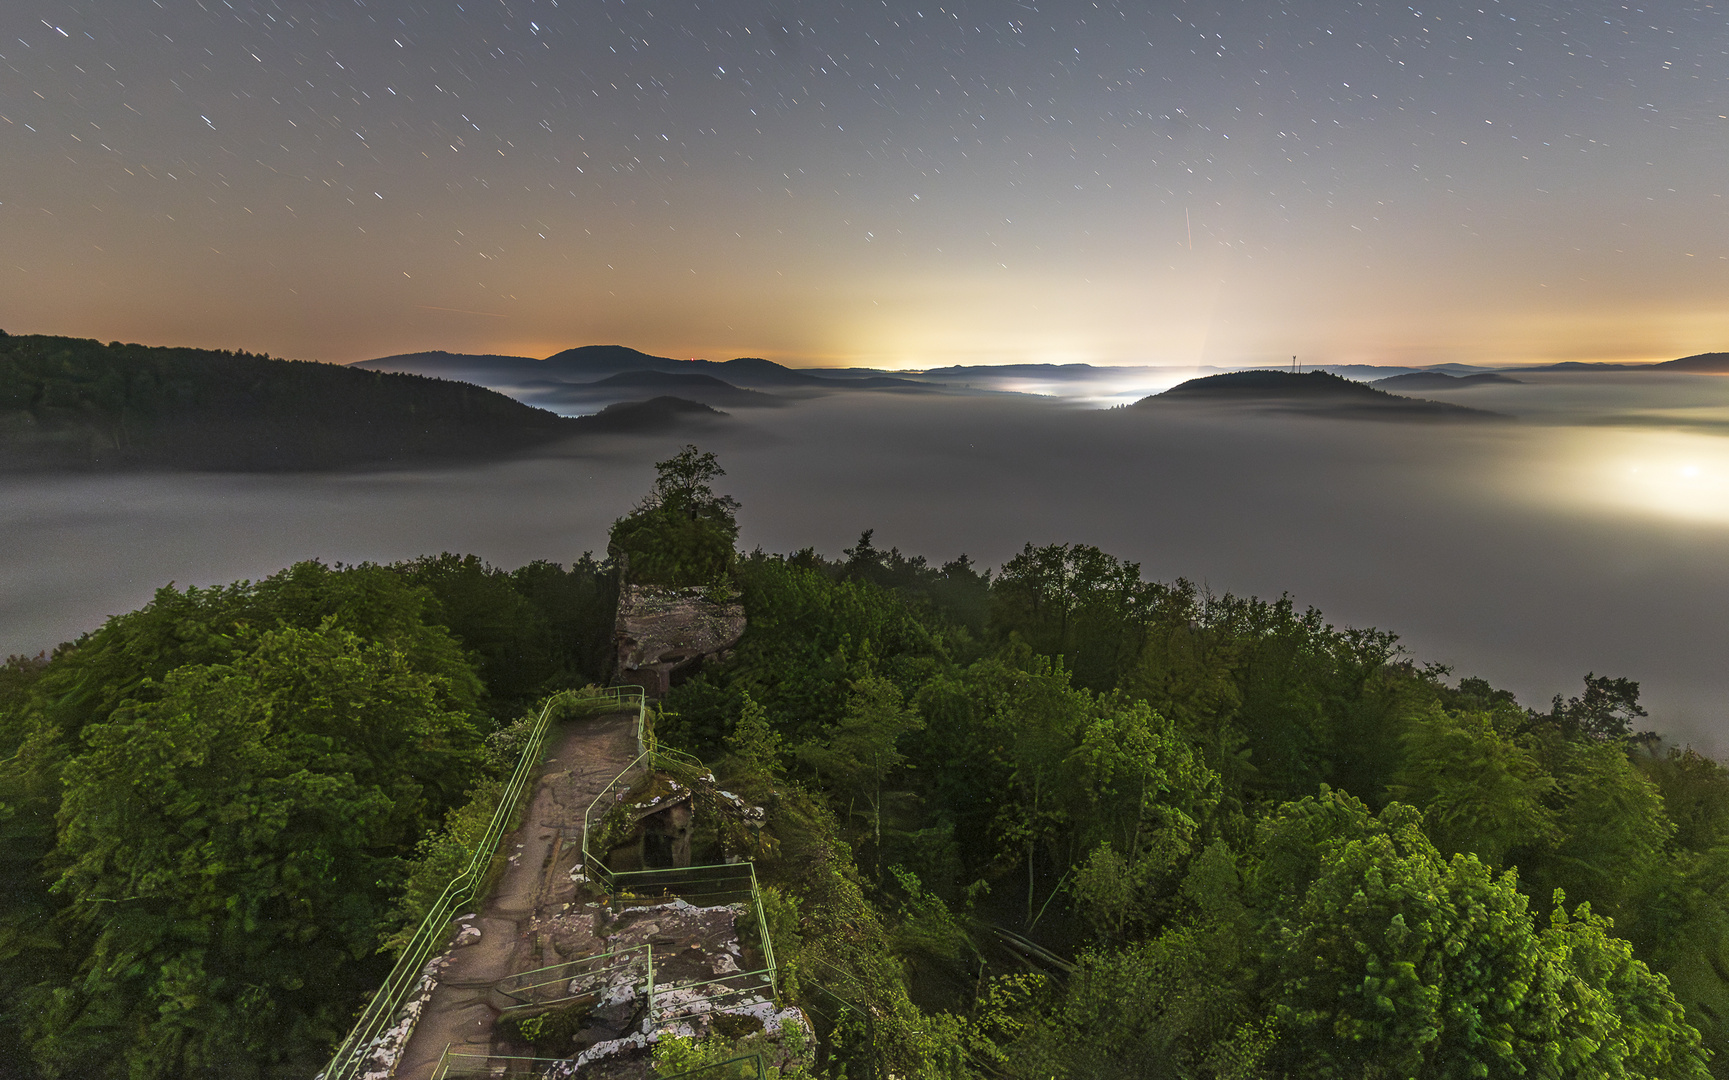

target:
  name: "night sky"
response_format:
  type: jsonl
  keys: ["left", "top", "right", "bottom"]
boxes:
{"left": 3, "top": 1, "right": 1725, "bottom": 368}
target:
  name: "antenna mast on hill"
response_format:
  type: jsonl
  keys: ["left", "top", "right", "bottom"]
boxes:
{"left": 1291, "top": 355, "right": 1298, "bottom": 374}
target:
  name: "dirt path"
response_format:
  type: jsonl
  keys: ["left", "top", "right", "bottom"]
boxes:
{"left": 392, "top": 710, "right": 643, "bottom": 1080}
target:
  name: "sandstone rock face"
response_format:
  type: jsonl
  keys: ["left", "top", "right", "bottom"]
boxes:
{"left": 613, "top": 584, "right": 746, "bottom": 696}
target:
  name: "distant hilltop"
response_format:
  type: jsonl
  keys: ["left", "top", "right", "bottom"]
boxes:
{"left": 1371, "top": 371, "right": 1522, "bottom": 391}
{"left": 0, "top": 335, "right": 723, "bottom": 472}
{"left": 1138, "top": 369, "right": 1505, "bottom": 420}
{"left": 1650, "top": 351, "right": 1729, "bottom": 373}
{"left": 352, "top": 344, "right": 938, "bottom": 416}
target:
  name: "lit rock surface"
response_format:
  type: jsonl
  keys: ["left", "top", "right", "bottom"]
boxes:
{"left": 614, "top": 584, "right": 746, "bottom": 696}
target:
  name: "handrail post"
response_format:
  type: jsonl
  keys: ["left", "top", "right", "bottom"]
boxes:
{"left": 317, "top": 687, "right": 646, "bottom": 1080}
{"left": 750, "top": 861, "right": 777, "bottom": 999}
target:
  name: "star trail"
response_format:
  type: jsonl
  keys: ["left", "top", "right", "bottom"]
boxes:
{"left": 1, "top": 0, "right": 1725, "bottom": 367}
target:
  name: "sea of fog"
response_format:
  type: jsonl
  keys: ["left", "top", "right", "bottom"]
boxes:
{"left": 5, "top": 370, "right": 1728, "bottom": 749}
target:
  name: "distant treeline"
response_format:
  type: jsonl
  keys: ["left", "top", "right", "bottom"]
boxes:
{"left": 0, "top": 333, "right": 576, "bottom": 471}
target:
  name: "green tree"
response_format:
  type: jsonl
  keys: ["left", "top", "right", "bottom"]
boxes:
{"left": 29, "top": 621, "right": 483, "bottom": 1080}
{"left": 0, "top": 562, "right": 486, "bottom": 1080}
{"left": 795, "top": 676, "right": 925, "bottom": 880}
{"left": 1542, "top": 672, "right": 1652, "bottom": 740}
{"left": 608, "top": 445, "right": 741, "bottom": 586}
{"left": 1389, "top": 705, "right": 1558, "bottom": 866}
{"left": 394, "top": 552, "right": 554, "bottom": 717}
{"left": 641, "top": 443, "right": 741, "bottom": 520}
{"left": 1531, "top": 738, "right": 1675, "bottom": 926}
{"left": 990, "top": 542, "right": 1161, "bottom": 691}
{"left": 664, "top": 554, "right": 941, "bottom": 753}
{"left": 1066, "top": 697, "right": 1220, "bottom": 939}
{"left": 1269, "top": 833, "right": 1700, "bottom": 1076}
{"left": 726, "top": 691, "right": 787, "bottom": 776}
{"left": 1019, "top": 791, "right": 1708, "bottom": 1080}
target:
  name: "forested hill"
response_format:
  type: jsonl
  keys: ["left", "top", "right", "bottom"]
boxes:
{"left": 1141, "top": 369, "right": 1503, "bottom": 419}
{"left": 6, "top": 446, "right": 1728, "bottom": 1080}
{"left": 0, "top": 334, "right": 661, "bottom": 471}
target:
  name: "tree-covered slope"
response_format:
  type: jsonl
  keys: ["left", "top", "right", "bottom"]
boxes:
{"left": 1140, "top": 369, "right": 1503, "bottom": 419}
{"left": 662, "top": 530, "right": 1729, "bottom": 1079}
{"left": 0, "top": 334, "right": 581, "bottom": 470}
{"left": 4, "top": 447, "right": 1727, "bottom": 1079}
{"left": 0, "top": 554, "right": 623, "bottom": 1079}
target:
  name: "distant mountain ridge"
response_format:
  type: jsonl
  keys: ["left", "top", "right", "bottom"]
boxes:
{"left": 351, "top": 346, "right": 1729, "bottom": 415}
{"left": 1497, "top": 352, "right": 1729, "bottom": 373}
{"left": 1372, "top": 372, "right": 1522, "bottom": 391}
{"left": 355, "top": 345, "right": 933, "bottom": 391}
{"left": 524, "top": 369, "right": 783, "bottom": 410}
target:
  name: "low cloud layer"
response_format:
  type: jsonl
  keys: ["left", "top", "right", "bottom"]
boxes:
{"left": 8, "top": 370, "right": 1729, "bottom": 749}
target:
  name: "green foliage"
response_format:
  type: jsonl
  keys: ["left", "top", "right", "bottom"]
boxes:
{"left": 394, "top": 553, "right": 618, "bottom": 717}
{"left": 497, "top": 999, "right": 595, "bottom": 1058}
{"left": 610, "top": 445, "right": 741, "bottom": 586}
{"left": 0, "top": 560, "right": 488, "bottom": 1080}
{"left": 1389, "top": 705, "right": 1559, "bottom": 865}
{"left": 1009, "top": 790, "right": 1710, "bottom": 1079}
{"left": 611, "top": 505, "right": 739, "bottom": 586}
{"left": 653, "top": 1019, "right": 812, "bottom": 1079}
{"left": 1255, "top": 795, "right": 1704, "bottom": 1079}
{"left": 34, "top": 621, "right": 483, "bottom": 1079}
{"left": 663, "top": 553, "right": 943, "bottom": 753}
{"left": 645, "top": 444, "right": 744, "bottom": 519}
{"left": 1533, "top": 736, "right": 1676, "bottom": 926}
{"left": 1541, "top": 671, "right": 1653, "bottom": 739}
{"left": 838, "top": 530, "right": 994, "bottom": 638}
{"left": 723, "top": 692, "right": 788, "bottom": 793}
{"left": 991, "top": 542, "right": 1164, "bottom": 692}
{"left": 664, "top": 534, "right": 1729, "bottom": 1075}
{"left": 8, "top": 520, "right": 1729, "bottom": 1080}
{"left": 795, "top": 677, "right": 925, "bottom": 880}
{"left": 1071, "top": 843, "right": 1140, "bottom": 943}
{"left": 913, "top": 656, "right": 1217, "bottom": 932}
{"left": 1644, "top": 747, "right": 1729, "bottom": 854}
{"left": 387, "top": 777, "right": 506, "bottom": 949}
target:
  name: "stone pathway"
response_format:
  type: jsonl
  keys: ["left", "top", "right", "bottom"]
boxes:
{"left": 391, "top": 710, "right": 643, "bottom": 1080}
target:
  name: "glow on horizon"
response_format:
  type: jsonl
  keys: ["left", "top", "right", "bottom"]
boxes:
{"left": 0, "top": 2, "right": 1725, "bottom": 369}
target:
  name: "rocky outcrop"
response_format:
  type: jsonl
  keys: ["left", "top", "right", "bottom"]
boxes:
{"left": 614, "top": 585, "right": 746, "bottom": 696}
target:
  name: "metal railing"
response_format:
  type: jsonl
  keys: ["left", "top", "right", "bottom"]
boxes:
{"left": 320, "top": 683, "right": 788, "bottom": 1079}
{"left": 796, "top": 957, "right": 879, "bottom": 1080}
{"left": 492, "top": 863, "right": 779, "bottom": 1023}
{"left": 430, "top": 1050, "right": 766, "bottom": 1079}
{"left": 577, "top": 741, "right": 707, "bottom": 889}
{"left": 316, "top": 686, "right": 647, "bottom": 1080}
{"left": 606, "top": 861, "right": 778, "bottom": 995}
{"left": 495, "top": 945, "right": 652, "bottom": 1010}
{"left": 658, "top": 1053, "right": 768, "bottom": 1080}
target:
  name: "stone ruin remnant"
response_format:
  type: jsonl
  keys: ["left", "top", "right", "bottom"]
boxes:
{"left": 613, "top": 583, "right": 746, "bottom": 697}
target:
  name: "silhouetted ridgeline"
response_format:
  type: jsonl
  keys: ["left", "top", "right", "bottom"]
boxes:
{"left": 1371, "top": 371, "right": 1522, "bottom": 391}
{"left": 1140, "top": 368, "right": 1505, "bottom": 420}
{"left": 0, "top": 335, "right": 720, "bottom": 471}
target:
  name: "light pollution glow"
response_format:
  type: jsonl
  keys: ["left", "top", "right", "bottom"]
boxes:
{"left": 1, "top": 1, "right": 1725, "bottom": 369}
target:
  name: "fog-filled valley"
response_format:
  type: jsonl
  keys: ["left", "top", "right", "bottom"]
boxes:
{"left": 8, "top": 368, "right": 1729, "bottom": 750}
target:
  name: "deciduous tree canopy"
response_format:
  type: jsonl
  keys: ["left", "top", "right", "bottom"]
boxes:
{"left": 3, "top": 488, "right": 1725, "bottom": 1079}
